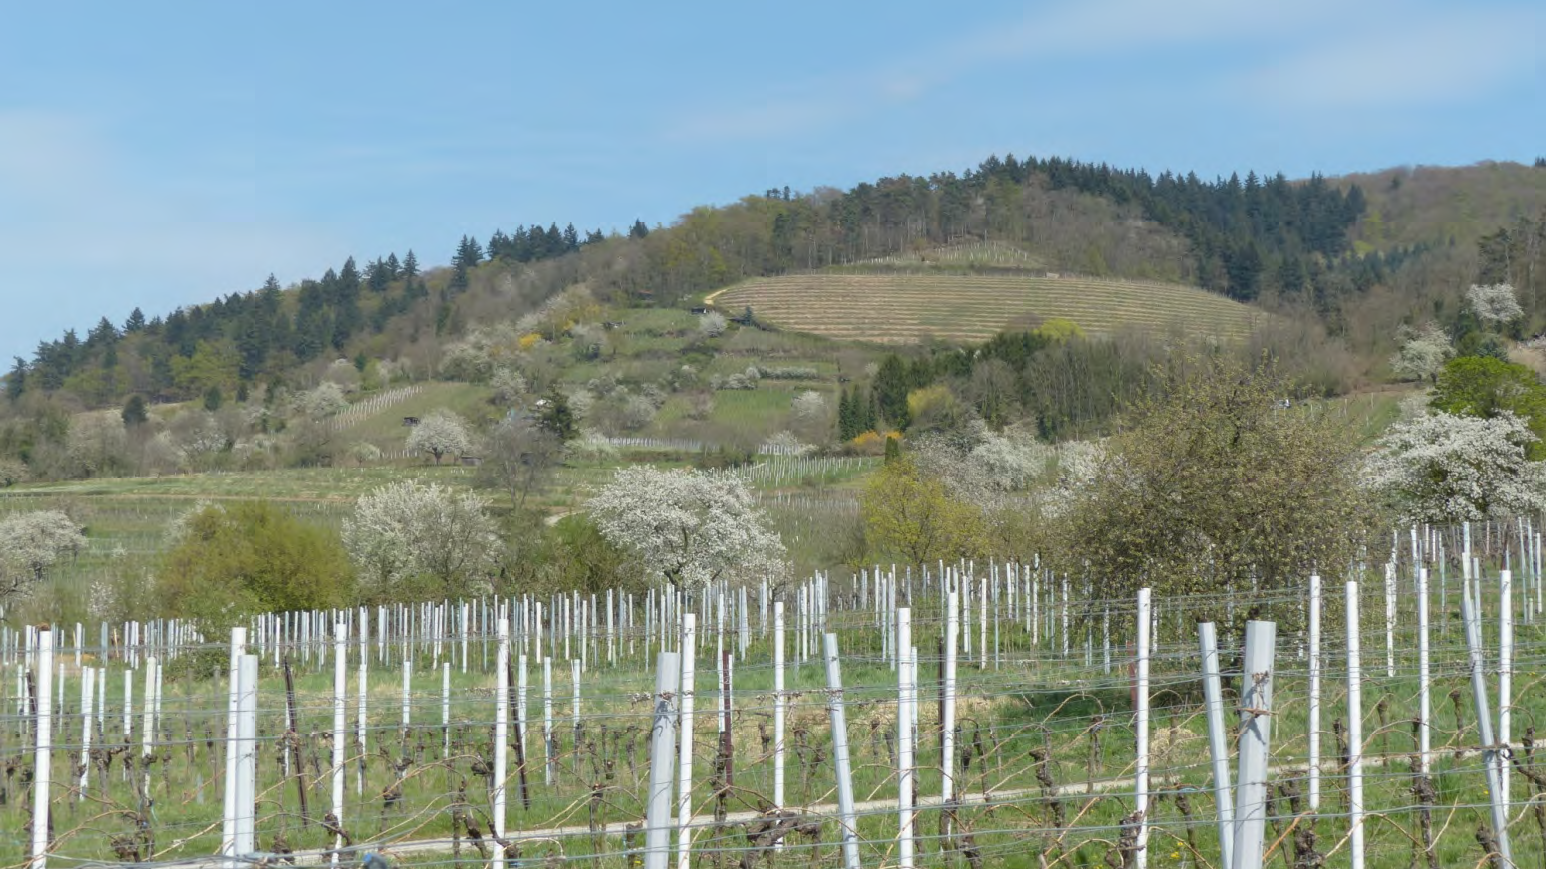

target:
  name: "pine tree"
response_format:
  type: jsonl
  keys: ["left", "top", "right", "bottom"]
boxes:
{"left": 124, "top": 307, "right": 147, "bottom": 333}
{"left": 837, "top": 387, "right": 855, "bottom": 440}
{"left": 874, "top": 356, "right": 911, "bottom": 429}
{"left": 629, "top": 219, "right": 650, "bottom": 239}
{"left": 563, "top": 223, "right": 580, "bottom": 251}
{"left": 537, "top": 388, "right": 577, "bottom": 441}
{"left": 402, "top": 250, "right": 420, "bottom": 279}
{"left": 121, "top": 394, "right": 148, "bottom": 426}
{"left": 6, "top": 357, "right": 25, "bottom": 401}
{"left": 385, "top": 252, "right": 401, "bottom": 279}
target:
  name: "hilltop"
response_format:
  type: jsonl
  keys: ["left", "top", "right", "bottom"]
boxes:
{"left": 2, "top": 152, "right": 1544, "bottom": 487}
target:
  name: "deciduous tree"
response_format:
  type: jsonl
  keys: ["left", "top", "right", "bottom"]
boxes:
{"left": 1364, "top": 409, "right": 1546, "bottom": 524}
{"left": 0, "top": 510, "right": 85, "bottom": 604}
{"left": 588, "top": 467, "right": 785, "bottom": 588}
{"left": 407, "top": 410, "right": 473, "bottom": 464}
{"left": 342, "top": 480, "right": 500, "bottom": 601}
{"left": 1056, "top": 353, "right": 1370, "bottom": 631}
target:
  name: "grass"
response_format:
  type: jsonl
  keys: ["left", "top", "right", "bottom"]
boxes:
{"left": 711, "top": 273, "right": 1270, "bottom": 345}
{"left": 335, "top": 383, "right": 495, "bottom": 450}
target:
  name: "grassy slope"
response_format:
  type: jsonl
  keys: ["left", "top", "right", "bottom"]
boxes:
{"left": 711, "top": 272, "right": 1268, "bottom": 344}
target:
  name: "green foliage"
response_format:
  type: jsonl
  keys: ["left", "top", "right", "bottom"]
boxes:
{"left": 203, "top": 385, "right": 223, "bottom": 411}
{"left": 1430, "top": 356, "right": 1546, "bottom": 458}
{"left": 874, "top": 355, "right": 911, "bottom": 429}
{"left": 121, "top": 394, "right": 148, "bottom": 427}
{"left": 860, "top": 457, "right": 987, "bottom": 564}
{"left": 1056, "top": 353, "right": 1371, "bottom": 632}
{"left": 511, "top": 515, "right": 643, "bottom": 597}
{"left": 156, "top": 501, "right": 354, "bottom": 629}
{"left": 537, "top": 388, "right": 577, "bottom": 442}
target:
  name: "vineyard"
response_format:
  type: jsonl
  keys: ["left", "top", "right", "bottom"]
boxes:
{"left": 4, "top": 522, "right": 1546, "bottom": 869}
{"left": 710, "top": 274, "right": 1266, "bottom": 344}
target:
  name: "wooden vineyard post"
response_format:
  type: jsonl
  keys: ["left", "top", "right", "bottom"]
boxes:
{"left": 283, "top": 658, "right": 310, "bottom": 827}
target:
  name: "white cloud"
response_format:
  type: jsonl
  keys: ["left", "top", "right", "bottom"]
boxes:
{"left": 1237, "top": 7, "right": 1542, "bottom": 108}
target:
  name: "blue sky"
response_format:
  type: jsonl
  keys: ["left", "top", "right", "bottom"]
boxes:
{"left": 2, "top": 0, "right": 1542, "bottom": 361}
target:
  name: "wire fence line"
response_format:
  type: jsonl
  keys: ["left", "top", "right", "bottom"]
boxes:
{"left": 5, "top": 522, "right": 1546, "bottom": 869}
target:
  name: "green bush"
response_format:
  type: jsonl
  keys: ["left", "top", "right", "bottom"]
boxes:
{"left": 157, "top": 501, "right": 354, "bottom": 631}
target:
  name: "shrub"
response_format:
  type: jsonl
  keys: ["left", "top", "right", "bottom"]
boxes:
{"left": 155, "top": 501, "right": 354, "bottom": 630}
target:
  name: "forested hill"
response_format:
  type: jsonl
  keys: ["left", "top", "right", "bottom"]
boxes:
{"left": 7, "top": 154, "right": 1542, "bottom": 412}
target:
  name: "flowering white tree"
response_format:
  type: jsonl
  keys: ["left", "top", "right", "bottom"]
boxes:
{"left": 791, "top": 390, "right": 826, "bottom": 420}
{"left": 0, "top": 510, "right": 86, "bottom": 602}
{"left": 1389, "top": 323, "right": 1452, "bottom": 383}
{"left": 490, "top": 367, "right": 529, "bottom": 405}
{"left": 588, "top": 467, "right": 786, "bottom": 588}
{"left": 699, "top": 311, "right": 728, "bottom": 338}
{"left": 294, "top": 381, "right": 349, "bottom": 420}
{"left": 342, "top": 480, "right": 500, "bottom": 600}
{"left": 1468, "top": 282, "right": 1523, "bottom": 325}
{"left": 407, "top": 410, "right": 473, "bottom": 464}
{"left": 1364, "top": 410, "right": 1546, "bottom": 523}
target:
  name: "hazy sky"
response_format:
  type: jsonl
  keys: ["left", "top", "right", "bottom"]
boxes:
{"left": 2, "top": 0, "right": 1542, "bottom": 360}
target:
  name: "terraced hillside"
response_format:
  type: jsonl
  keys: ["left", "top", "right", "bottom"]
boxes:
{"left": 711, "top": 273, "right": 1267, "bottom": 344}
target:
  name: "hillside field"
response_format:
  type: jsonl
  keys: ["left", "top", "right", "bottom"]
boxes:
{"left": 711, "top": 272, "right": 1268, "bottom": 344}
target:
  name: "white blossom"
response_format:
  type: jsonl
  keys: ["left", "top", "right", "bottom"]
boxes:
{"left": 699, "top": 311, "right": 728, "bottom": 338}
{"left": 342, "top": 480, "right": 500, "bottom": 599}
{"left": 1468, "top": 282, "right": 1523, "bottom": 324}
{"left": 1389, "top": 323, "right": 1452, "bottom": 383}
{"left": 1364, "top": 409, "right": 1546, "bottom": 523}
{"left": 969, "top": 427, "right": 1054, "bottom": 490}
{"left": 790, "top": 391, "right": 828, "bottom": 424}
{"left": 294, "top": 381, "right": 349, "bottom": 420}
{"left": 0, "top": 510, "right": 86, "bottom": 601}
{"left": 406, "top": 410, "right": 473, "bottom": 464}
{"left": 762, "top": 431, "right": 813, "bottom": 456}
{"left": 588, "top": 467, "right": 786, "bottom": 588}
{"left": 490, "top": 367, "right": 529, "bottom": 405}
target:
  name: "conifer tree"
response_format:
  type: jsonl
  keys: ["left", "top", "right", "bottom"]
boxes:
{"left": 6, "top": 358, "right": 25, "bottom": 402}
{"left": 124, "top": 307, "right": 147, "bottom": 333}
{"left": 121, "top": 394, "right": 148, "bottom": 427}
{"left": 402, "top": 250, "right": 419, "bottom": 279}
